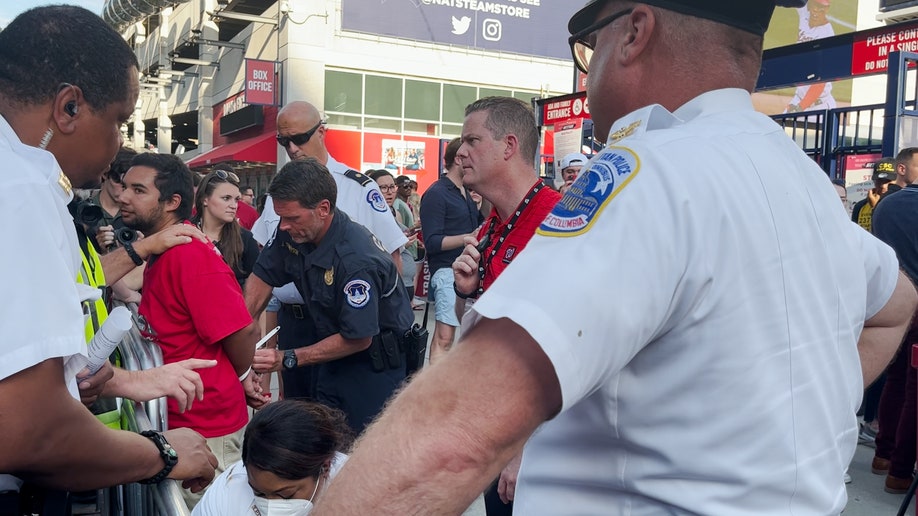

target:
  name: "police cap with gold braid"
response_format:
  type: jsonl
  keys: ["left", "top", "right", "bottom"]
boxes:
{"left": 569, "top": 0, "right": 809, "bottom": 37}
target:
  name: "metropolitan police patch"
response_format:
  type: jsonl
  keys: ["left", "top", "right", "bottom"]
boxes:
{"left": 344, "top": 279, "right": 372, "bottom": 308}
{"left": 367, "top": 190, "right": 388, "bottom": 213}
{"left": 539, "top": 147, "right": 640, "bottom": 237}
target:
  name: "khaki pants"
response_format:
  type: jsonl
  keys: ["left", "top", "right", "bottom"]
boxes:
{"left": 181, "top": 425, "right": 246, "bottom": 509}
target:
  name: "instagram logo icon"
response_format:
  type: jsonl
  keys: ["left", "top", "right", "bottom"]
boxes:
{"left": 482, "top": 18, "right": 502, "bottom": 41}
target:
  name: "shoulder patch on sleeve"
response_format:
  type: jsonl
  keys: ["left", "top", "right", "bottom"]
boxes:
{"left": 538, "top": 146, "right": 640, "bottom": 237}
{"left": 344, "top": 279, "right": 372, "bottom": 308}
{"left": 344, "top": 169, "right": 374, "bottom": 187}
{"left": 367, "top": 189, "right": 389, "bottom": 213}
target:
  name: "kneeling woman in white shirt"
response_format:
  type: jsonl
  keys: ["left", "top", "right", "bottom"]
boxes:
{"left": 194, "top": 400, "right": 350, "bottom": 516}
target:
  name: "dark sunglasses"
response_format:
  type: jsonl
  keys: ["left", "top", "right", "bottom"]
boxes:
{"left": 568, "top": 8, "right": 633, "bottom": 74}
{"left": 276, "top": 121, "right": 324, "bottom": 148}
{"left": 211, "top": 169, "right": 240, "bottom": 185}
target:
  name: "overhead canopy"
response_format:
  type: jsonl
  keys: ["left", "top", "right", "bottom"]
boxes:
{"left": 186, "top": 133, "right": 276, "bottom": 169}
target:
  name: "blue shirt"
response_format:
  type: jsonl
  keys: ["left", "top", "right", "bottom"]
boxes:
{"left": 253, "top": 209, "right": 414, "bottom": 340}
{"left": 873, "top": 184, "right": 918, "bottom": 283}
{"left": 419, "top": 175, "right": 482, "bottom": 273}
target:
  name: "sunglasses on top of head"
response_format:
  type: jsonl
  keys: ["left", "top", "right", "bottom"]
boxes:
{"left": 276, "top": 120, "right": 324, "bottom": 148}
{"left": 212, "top": 169, "right": 240, "bottom": 185}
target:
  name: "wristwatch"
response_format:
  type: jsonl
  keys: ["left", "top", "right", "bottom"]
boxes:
{"left": 123, "top": 240, "right": 144, "bottom": 267}
{"left": 138, "top": 430, "right": 178, "bottom": 485}
{"left": 283, "top": 349, "right": 298, "bottom": 370}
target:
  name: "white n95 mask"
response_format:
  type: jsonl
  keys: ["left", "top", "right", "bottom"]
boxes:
{"left": 250, "top": 497, "right": 312, "bottom": 516}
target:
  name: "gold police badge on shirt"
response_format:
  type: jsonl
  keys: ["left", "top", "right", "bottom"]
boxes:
{"left": 325, "top": 268, "right": 334, "bottom": 286}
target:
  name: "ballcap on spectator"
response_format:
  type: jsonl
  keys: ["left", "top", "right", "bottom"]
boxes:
{"left": 560, "top": 153, "right": 589, "bottom": 171}
{"left": 569, "top": 0, "right": 808, "bottom": 37}
{"left": 873, "top": 158, "right": 897, "bottom": 182}
{"left": 395, "top": 175, "right": 412, "bottom": 187}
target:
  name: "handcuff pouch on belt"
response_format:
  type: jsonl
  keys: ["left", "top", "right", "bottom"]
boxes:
{"left": 369, "top": 330, "right": 403, "bottom": 372}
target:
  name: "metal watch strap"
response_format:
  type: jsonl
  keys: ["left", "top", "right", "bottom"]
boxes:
{"left": 138, "top": 430, "right": 178, "bottom": 485}
{"left": 123, "top": 241, "right": 144, "bottom": 266}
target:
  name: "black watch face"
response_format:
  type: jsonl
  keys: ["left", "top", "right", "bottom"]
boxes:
{"left": 283, "top": 350, "right": 297, "bottom": 369}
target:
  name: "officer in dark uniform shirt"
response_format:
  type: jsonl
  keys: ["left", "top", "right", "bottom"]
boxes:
{"left": 250, "top": 158, "right": 414, "bottom": 433}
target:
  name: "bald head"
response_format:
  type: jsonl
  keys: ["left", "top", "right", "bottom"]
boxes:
{"left": 277, "top": 100, "right": 328, "bottom": 163}
{"left": 279, "top": 101, "right": 321, "bottom": 126}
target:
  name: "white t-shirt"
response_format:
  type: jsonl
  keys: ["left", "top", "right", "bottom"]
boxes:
{"left": 0, "top": 115, "right": 85, "bottom": 490}
{"left": 791, "top": 7, "right": 835, "bottom": 107}
{"left": 193, "top": 451, "right": 347, "bottom": 516}
{"left": 470, "top": 89, "right": 898, "bottom": 515}
{"left": 252, "top": 155, "right": 407, "bottom": 304}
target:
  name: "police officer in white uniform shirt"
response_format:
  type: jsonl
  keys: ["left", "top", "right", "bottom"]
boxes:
{"left": 0, "top": 6, "right": 217, "bottom": 506}
{"left": 309, "top": 1, "right": 917, "bottom": 515}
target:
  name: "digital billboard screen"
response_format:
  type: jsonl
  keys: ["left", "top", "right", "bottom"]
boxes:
{"left": 341, "top": 0, "right": 580, "bottom": 60}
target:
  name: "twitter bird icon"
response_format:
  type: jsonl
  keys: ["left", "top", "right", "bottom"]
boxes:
{"left": 451, "top": 16, "right": 471, "bottom": 35}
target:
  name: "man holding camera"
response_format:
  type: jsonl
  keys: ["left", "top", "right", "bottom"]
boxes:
{"left": 89, "top": 147, "right": 135, "bottom": 251}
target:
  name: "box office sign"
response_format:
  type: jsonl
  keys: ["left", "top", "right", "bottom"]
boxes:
{"left": 245, "top": 59, "right": 278, "bottom": 106}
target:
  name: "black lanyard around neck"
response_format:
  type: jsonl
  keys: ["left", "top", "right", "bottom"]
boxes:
{"left": 475, "top": 182, "right": 544, "bottom": 297}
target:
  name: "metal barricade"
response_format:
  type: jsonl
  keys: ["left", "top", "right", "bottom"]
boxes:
{"left": 94, "top": 300, "right": 189, "bottom": 516}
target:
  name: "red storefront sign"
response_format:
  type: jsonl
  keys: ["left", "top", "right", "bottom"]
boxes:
{"left": 244, "top": 59, "right": 277, "bottom": 106}
{"left": 542, "top": 92, "right": 590, "bottom": 125}
{"left": 852, "top": 23, "right": 918, "bottom": 76}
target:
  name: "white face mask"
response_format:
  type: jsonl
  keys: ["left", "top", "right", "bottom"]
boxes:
{"left": 250, "top": 474, "right": 321, "bottom": 516}
{"left": 250, "top": 497, "right": 312, "bottom": 516}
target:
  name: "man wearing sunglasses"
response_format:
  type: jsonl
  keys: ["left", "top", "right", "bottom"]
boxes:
{"left": 312, "top": 1, "right": 917, "bottom": 515}
{"left": 247, "top": 101, "right": 407, "bottom": 401}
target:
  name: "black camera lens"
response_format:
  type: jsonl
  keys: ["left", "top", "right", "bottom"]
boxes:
{"left": 73, "top": 200, "right": 103, "bottom": 227}
{"left": 115, "top": 228, "right": 137, "bottom": 246}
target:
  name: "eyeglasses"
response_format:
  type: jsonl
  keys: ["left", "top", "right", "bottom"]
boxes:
{"left": 276, "top": 121, "right": 324, "bottom": 148}
{"left": 212, "top": 169, "right": 240, "bottom": 185}
{"left": 568, "top": 8, "right": 633, "bottom": 74}
{"left": 378, "top": 184, "right": 398, "bottom": 192}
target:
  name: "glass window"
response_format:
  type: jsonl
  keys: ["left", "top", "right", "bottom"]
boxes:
{"left": 365, "top": 117, "right": 401, "bottom": 133}
{"left": 404, "top": 120, "right": 438, "bottom": 136}
{"left": 325, "top": 71, "right": 363, "bottom": 114}
{"left": 443, "top": 84, "right": 477, "bottom": 123}
{"left": 441, "top": 124, "right": 463, "bottom": 138}
{"left": 514, "top": 91, "right": 537, "bottom": 103}
{"left": 480, "top": 87, "right": 512, "bottom": 99}
{"left": 405, "top": 80, "right": 441, "bottom": 121}
{"left": 326, "top": 114, "right": 362, "bottom": 130}
{"left": 365, "top": 75, "right": 402, "bottom": 118}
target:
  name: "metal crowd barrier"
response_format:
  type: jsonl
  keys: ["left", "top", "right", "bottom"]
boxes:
{"left": 85, "top": 300, "right": 189, "bottom": 516}
{"left": 117, "top": 300, "right": 168, "bottom": 432}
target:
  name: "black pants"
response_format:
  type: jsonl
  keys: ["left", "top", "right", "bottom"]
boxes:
{"left": 0, "top": 487, "right": 70, "bottom": 516}
{"left": 278, "top": 303, "right": 318, "bottom": 400}
{"left": 316, "top": 355, "right": 406, "bottom": 434}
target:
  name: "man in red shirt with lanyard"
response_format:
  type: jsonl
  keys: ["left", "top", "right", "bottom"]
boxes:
{"left": 119, "top": 153, "right": 260, "bottom": 507}
{"left": 451, "top": 96, "right": 562, "bottom": 515}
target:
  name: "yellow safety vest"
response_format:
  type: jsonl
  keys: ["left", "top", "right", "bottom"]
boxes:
{"left": 75, "top": 238, "right": 122, "bottom": 429}
{"left": 75, "top": 237, "right": 109, "bottom": 342}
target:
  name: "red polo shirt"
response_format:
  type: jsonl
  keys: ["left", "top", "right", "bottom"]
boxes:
{"left": 477, "top": 183, "right": 561, "bottom": 291}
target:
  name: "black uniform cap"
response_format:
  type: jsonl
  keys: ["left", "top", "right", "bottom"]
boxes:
{"left": 569, "top": 0, "right": 808, "bottom": 37}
